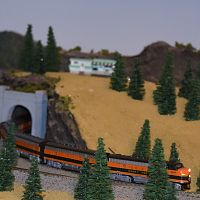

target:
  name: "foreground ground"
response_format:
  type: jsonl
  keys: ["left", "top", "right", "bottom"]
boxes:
{"left": 47, "top": 72, "right": 200, "bottom": 191}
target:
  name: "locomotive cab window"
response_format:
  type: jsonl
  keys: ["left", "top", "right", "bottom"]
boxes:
{"left": 167, "top": 162, "right": 184, "bottom": 170}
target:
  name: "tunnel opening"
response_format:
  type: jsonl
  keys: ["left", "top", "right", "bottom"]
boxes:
{"left": 11, "top": 105, "right": 32, "bottom": 135}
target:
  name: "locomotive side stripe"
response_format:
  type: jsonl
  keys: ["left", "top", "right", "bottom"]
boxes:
{"left": 16, "top": 144, "right": 40, "bottom": 155}
{"left": 44, "top": 155, "right": 83, "bottom": 167}
{"left": 44, "top": 149, "right": 84, "bottom": 161}
{"left": 16, "top": 140, "right": 40, "bottom": 152}
{"left": 110, "top": 170, "right": 148, "bottom": 178}
{"left": 44, "top": 153, "right": 84, "bottom": 164}
{"left": 110, "top": 166, "right": 190, "bottom": 182}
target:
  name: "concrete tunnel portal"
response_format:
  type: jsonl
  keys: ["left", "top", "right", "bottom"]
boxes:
{"left": 0, "top": 86, "right": 48, "bottom": 138}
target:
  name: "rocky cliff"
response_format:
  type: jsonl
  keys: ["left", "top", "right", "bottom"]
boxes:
{"left": 46, "top": 95, "right": 87, "bottom": 149}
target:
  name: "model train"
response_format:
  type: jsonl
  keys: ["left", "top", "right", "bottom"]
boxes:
{"left": 11, "top": 133, "right": 191, "bottom": 191}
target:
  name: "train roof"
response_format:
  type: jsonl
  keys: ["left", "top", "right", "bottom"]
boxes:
{"left": 109, "top": 153, "right": 149, "bottom": 163}
{"left": 45, "top": 141, "right": 96, "bottom": 155}
{"left": 15, "top": 133, "right": 44, "bottom": 144}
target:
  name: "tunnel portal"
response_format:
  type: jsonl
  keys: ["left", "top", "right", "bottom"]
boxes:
{"left": 11, "top": 105, "right": 32, "bottom": 135}
{"left": 0, "top": 86, "right": 47, "bottom": 138}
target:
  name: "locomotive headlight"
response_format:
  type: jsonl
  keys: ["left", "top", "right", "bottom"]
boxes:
{"left": 188, "top": 168, "right": 191, "bottom": 173}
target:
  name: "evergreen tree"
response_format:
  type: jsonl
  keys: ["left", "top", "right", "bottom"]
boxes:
{"left": 110, "top": 56, "right": 127, "bottom": 91}
{"left": 0, "top": 156, "right": 15, "bottom": 191}
{"left": 184, "top": 80, "right": 200, "bottom": 121}
{"left": 178, "top": 61, "right": 193, "bottom": 99}
{"left": 0, "top": 123, "right": 17, "bottom": 191}
{"left": 153, "top": 53, "right": 176, "bottom": 115}
{"left": 128, "top": 59, "right": 145, "bottom": 100}
{"left": 19, "top": 24, "right": 34, "bottom": 72}
{"left": 196, "top": 172, "right": 200, "bottom": 192}
{"left": 34, "top": 40, "right": 45, "bottom": 74}
{"left": 144, "top": 138, "right": 177, "bottom": 200}
{"left": 45, "top": 26, "right": 59, "bottom": 71}
{"left": 89, "top": 138, "right": 114, "bottom": 200}
{"left": 197, "top": 63, "right": 200, "bottom": 80}
{"left": 74, "top": 158, "right": 92, "bottom": 200}
{"left": 133, "top": 119, "right": 151, "bottom": 161}
{"left": 169, "top": 142, "right": 180, "bottom": 162}
{"left": 22, "top": 157, "right": 43, "bottom": 200}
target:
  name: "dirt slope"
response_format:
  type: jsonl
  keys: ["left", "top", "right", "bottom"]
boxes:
{"left": 47, "top": 72, "right": 200, "bottom": 191}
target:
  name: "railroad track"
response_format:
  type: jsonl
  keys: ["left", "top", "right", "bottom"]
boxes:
{"left": 14, "top": 165, "right": 135, "bottom": 187}
{"left": 13, "top": 166, "right": 78, "bottom": 179}
{"left": 13, "top": 165, "right": 200, "bottom": 199}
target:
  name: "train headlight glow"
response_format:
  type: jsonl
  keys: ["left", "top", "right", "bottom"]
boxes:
{"left": 188, "top": 168, "right": 191, "bottom": 173}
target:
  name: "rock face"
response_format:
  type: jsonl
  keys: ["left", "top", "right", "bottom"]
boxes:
{"left": 0, "top": 73, "right": 87, "bottom": 149}
{"left": 46, "top": 96, "right": 87, "bottom": 149}
{"left": 123, "top": 41, "right": 200, "bottom": 83}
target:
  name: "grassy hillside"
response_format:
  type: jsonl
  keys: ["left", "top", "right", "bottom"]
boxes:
{"left": 47, "top": 72, "right": 199, "bottom": 191}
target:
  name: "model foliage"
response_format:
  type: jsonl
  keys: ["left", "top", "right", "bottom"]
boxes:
{"left": 169, "top": 142, "right": 180, "bottom": 162}
{"left": 196, "top": 173, "right": 200, "bottom": 192}
{"left": 0, "top": 124, "right": 17, "bottom": 191}
{"left": 34, "top": 40, "right": 45, "bottom": 74}
{"left": 143, "top": 138, "right": 177, "bottom": 200}
{"left": 153, "top": 53, "right": 176, "bottom": 115}
{"left": 89, "top": 138, "right": 114, "bottom": 200}
{"left": 178, "top": 61, "right": 193, "bottom": 99}
{"left": 74, "top": 158, "right": 93, "bottom": 200}
{"left": 19, "top": 24, "right": 34, "bottom": 72}
{"left": 133, "top": 119, "right": 151, "bottom": 161}
{"left": 128, "top": 58, "right": 145, "bottom": 100}
{"left": 184, "top": 80, "right": 200, "bottom": 121}
{"left": 22, "top": 157, "right": 43, "bottom": 200}
{"left": 197, "top": 63, "right": 200, "bottom": 80}
{"left": 110, "top": 56, "right": 127, "bottom": 91}
{"left": 45, "top": 26, "right": 59, "bottom": 71}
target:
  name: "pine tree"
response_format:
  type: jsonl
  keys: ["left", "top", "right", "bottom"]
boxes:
{"left": 144, "top": 138, "right": 177, "bottom": 200}
{"left": 0, "top": 123, "right": 17, "bottom": 191}
{"left": 74, "top": 158, "right": 92, "bottom": 200}
{"left": 45, "top": 26, "right": 59, "bottom": 71}
{"left": 110, "top": 56, "right": 127, "bottom": 92}
{"left": 133, "top": 119, "right": 151, "bottom": 161}
{"left": 89, "top": 138, "right": 114, "bottom": 200}
{"left": 128, "top": 59, "right": 145, "bottom": 100}
{"left": 5, "top": 124, "right": 17, "bottom": 167}
{"left": 153, "top": 53, "right": 176, "bottom": 115}
{"left": 184, "top": 80, "right": 200, "bottom": 121}
{"left": 22, "top": 157, "right": 43, "bottom": 200}
{"left": 196, "top": 172, "right": 200, "bottom": 192}
{"left": 34, "top": 40, "right": 45, "bottom": 74}
{"left": 19, "top": 24, "right": 34, "bottom": 72}
{"left": 0, "top": 156, "right": 15, "bottom": 191}
{"left": 169, "top": 142, "right": 180, "bottom": 162}
{"left": 197, "top": 63, "right": 200, "bottom": 80}
{"left": 178, "top": 61, "right": 193, "bottom": 99}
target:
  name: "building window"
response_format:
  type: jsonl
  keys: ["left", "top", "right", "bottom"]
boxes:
{"left": 74, "top": 61, "right": 78, "bottom": 64}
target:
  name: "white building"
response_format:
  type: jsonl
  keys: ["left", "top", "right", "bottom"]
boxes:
{"left": 69, "top": 58, "right": 116, "bottom": 76}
